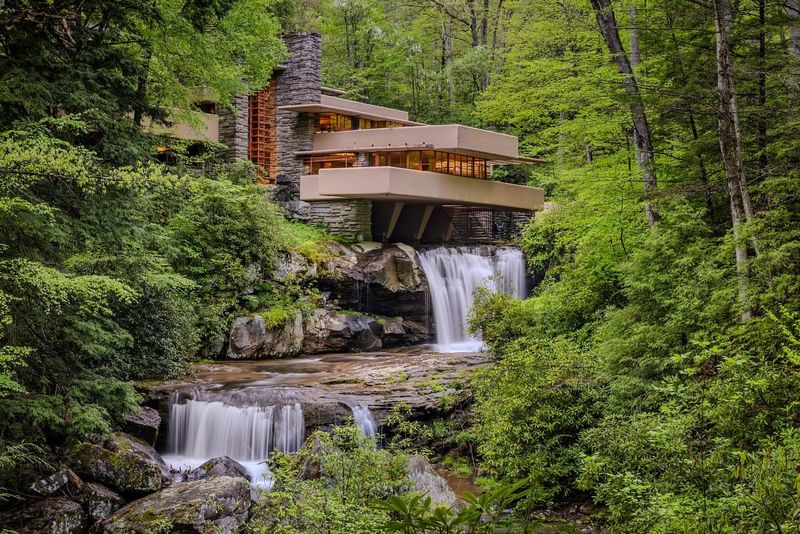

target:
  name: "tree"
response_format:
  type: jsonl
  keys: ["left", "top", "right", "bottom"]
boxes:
{"left": 590, "top": 0, "right": 659, "bottom": 226}
{"left": 0, "top": 0, "right": 285, "bottom": 163}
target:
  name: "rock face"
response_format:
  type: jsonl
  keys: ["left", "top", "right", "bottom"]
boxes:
{"left": 0, "top": 497, "right": 85, "bottom": 534}
{"left": 81, "top": 483, "right": 125, "bottom": 522}
{"left": 124, "top": 406, "right": 161, "bottom": 446}
{"left": 319, "top": 243, "right": 431, "bottom": 325}
{"left": 66, "top": 433, "right": 169, "bottom": 494}
{"left": 406, "top": 455, "right": 463, "bottom": 511}
{"left": 185, "top": 456, "right": 251, "bottom": 482}
{"left": 28, "top": 467, "right": 82, "bottom": 496}
{"left": 92, "top": 476, "right": 251, "bottom": 534}
{"left": 227, "top": 308, "right": 427, "bottom": 359}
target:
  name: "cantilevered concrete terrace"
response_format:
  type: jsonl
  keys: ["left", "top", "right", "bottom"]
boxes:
{"left": 298, "top": 123, "right": 545, "bottom": 213}
{"left": 301, "top": 167, "right": 543, "bottom": 211}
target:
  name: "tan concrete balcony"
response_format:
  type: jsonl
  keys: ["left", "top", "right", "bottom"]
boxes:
{"left": 300, "top": 167, "right": 544, "bottom": 211}
{"left": 307, "top": 124, "right": 533, "bottom": 163}
{"left": 141, "top": 112, "right": 220, "bottom": 143}
{"left": 279, "top": 95, "right": 421, "bottom": 125}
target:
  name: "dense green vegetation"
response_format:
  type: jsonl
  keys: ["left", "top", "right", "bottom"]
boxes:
{"left": 2, "top": 0, "right": 800, "bottom": 531}
{"left": 316, "top": 0, "right": 800, "bottom": 530}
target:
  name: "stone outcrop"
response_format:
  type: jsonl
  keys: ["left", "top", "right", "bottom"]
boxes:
{"left": 80, "top": 483, "right": 125, "bottom": 522}
{"left": 406, "top": 455, "right": 463, "bottom": 511}
{"left": 227, "top": 308, "right": 427, "bottom": 359}
{"left": 0, "top": 497, "right": 85, "bottom": 534}
{"left": 184, "top": 456, "right": 251, "bottom": 482}
{"left": 92, "top": 476, "right": 251, "bottom": 534}
{"left": 66, "top": 433, "right": 169, "bottom": 494}
{"left": 124, "top": 406, "right": 161, "bottom": 447}
{"left": 319, "top": 243, "right": 430, "bottom": 325}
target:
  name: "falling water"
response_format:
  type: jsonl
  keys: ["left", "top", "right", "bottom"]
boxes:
{"left": 162, "top": 392, "right": 305, "bottom": 486}
{"left": 417, "top": 246, "right": 527, "bottom": 352}
{"left": 351, "top": 405, "right": 378, "bottom": 439}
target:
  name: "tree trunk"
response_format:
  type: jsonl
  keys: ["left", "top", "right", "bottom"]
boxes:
{"left": 788, "top": 0, "right": 800, "bottom": 87}
{"left": 590, "top": 0, "right": 658, "bottom": 226}
{"left": 757, "top": 0, "right": 767, "bottom": 176}
{"left": 712, "top": 0, "right": 752, "bottom": 320}
{"left": 443, "top": 18, "right": 455, "bottom": 112}
{"left": 629, "top": 3, "right": 640, "bottom": 67}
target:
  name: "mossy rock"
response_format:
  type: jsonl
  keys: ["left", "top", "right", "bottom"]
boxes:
{"left": 0, "top": 497, "right": 85, "bottom": 534}
{"left": 66, "top": 432, "right": 169, "bottom": 494}
{"left": 92, "top": 476, "right": 251, "bottom": 533}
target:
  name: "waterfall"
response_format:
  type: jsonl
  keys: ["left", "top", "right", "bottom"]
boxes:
{"left": 351, "top": 405, "right": 378, "bottom": 439}
{"left": 163, "top": 392, "right": 305, "bottom": 486}
{"left": 417, "top": 246, "right": 527, "bottom": 352}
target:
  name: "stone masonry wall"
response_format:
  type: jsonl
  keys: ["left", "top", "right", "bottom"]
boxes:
{"left": 218, "top": 95, "right": 249, "bottom": 162}
{"left": 307, "top": 200, "right": 373, "bottom": 242}
{"left": 274, "top": 32, "right": 322, "bottom": 210}
{"left": 272, "top": 33, "right": 375, "bottom": 242}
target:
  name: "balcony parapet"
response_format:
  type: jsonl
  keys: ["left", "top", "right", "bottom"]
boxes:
{"left": 300, "top": 166, "right": 544, "bottom": 211}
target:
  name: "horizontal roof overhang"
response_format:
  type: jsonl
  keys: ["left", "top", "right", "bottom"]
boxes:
{"left": 310, "top": 124, "right": 529, "bottom": 162}
{"left": 300, "top": 167, "right": 544, "bottom": 211}
{"left": 279, "top": 95, "right": 422, "bottom": 125}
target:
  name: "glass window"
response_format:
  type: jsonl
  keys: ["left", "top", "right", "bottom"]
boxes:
{"left": 303, "top": 153, "right": 356, "bottom": 174}
{"left": 371, "top": 152, "right": 387, "bottom": 166}
{"left": 475, "top": 159, "right": 486, "bottom": 179}
{"left": 407, "top": 151, "right": 421, "bottom": 171}
{"left": 421, "top": 151, "right": 435, "bottom": 172}
{"left": 390, "top": 151, "right": 404, "bottom": 167}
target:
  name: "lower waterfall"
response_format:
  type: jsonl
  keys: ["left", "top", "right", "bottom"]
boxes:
{"left": 351, "top": 405, "right": 378, "bottom": 439}
{"left": 417, "top": 246, "right": 527, "bottom": 352}
{"left": 163, "top": 392, "right": 305, "bottom": 486}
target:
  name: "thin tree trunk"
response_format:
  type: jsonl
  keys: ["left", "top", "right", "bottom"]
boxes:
{"left": 757, "top": 0, "right": 767, "bottom": 176}
{"left": 444, "top": 18, "right": 455, "bottom": 112}
{"left": 629, "top": 3, "right": 640, "bottom": 67}
{"left": 788, "top": 0, "right": 800, "bottom": 87}
{"left": 712, "top": 0, "right": 752, "bottom": 320}
{"left": 591, "top": 0, "right": 659, "bottom": 226}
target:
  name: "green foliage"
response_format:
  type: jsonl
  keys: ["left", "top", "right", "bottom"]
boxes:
{"left": 0, "top": 0, "right": 286, "bottom": 163}
{"left": 248, "top": 426, "right": 409, "bottom": 534}
{"left": 0, "top": 120, "right": 333, "bottom": 499}
{"left": 373, "top": 478, "right": 534, "bottom": 533}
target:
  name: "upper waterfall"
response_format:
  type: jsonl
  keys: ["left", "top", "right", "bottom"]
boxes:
{"left": 417, "top": 246, "right": 527, "bottom": 352}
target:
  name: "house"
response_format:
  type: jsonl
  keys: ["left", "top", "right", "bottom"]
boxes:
{"left": 155, "top": 33, "right": 545, "bottom": 243}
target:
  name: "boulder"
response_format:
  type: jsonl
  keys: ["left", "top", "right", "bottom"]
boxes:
{"left": 0, "top": 497, "right": 85, "bottom": 534}
{"left": 381, "top": 318, "right": 429, "bottom": 347}
{"left": 28, "top": 467, "right": 82, "bottom": 496}
{"left": 302, "top": 310, "right": 382, "bottom": 353}
{"left": 228, "top": 311, "right": 305, "bottom": 359}
{"left": 66, "top": 432, "right": 169, "bottom": 494}
{"left": 320, "top": 243, "right": 431, "bottom": 325}
{"left": 274, "top": 252, "right": 317, "bottom": 281}
{"left": 81, "top": 482, "right": 125, "bottom": 522}
{"left": 406, "top": 455, "right": 463, "bottom": 511}
{"left": 91, "top": 476, "right": 251, "bottom": 534}
{"left": 124, "top": 406, "right": 161, "bottom": 446}
{"left": 184, "top": 456, "right": 250, "bottom": 482}
{"left": 299, "top": 434, "right": 330, "bottom": 481}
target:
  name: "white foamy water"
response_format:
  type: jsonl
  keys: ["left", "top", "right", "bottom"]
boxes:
{"left": 164, "top": 394, "right": 305, "bottom": 488}
{"left": 417, "top": 247, "right": 527, "bottom": 352}
{"left": 351, "top": 405, "right": 378, "bottom": 439}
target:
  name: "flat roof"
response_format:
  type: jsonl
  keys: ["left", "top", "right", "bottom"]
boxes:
{"left": 279, "top": 95, "right": 423, "bottom": 125}
{"left": 321, "top": 86, "right": 347, "bottom": 96}
{"left": 310, "top": 124, "right": 522, "bottom": 161}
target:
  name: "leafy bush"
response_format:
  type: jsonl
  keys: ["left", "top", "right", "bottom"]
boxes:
{"left": 248, "top": 426, "right": 409, "bottom": 534}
